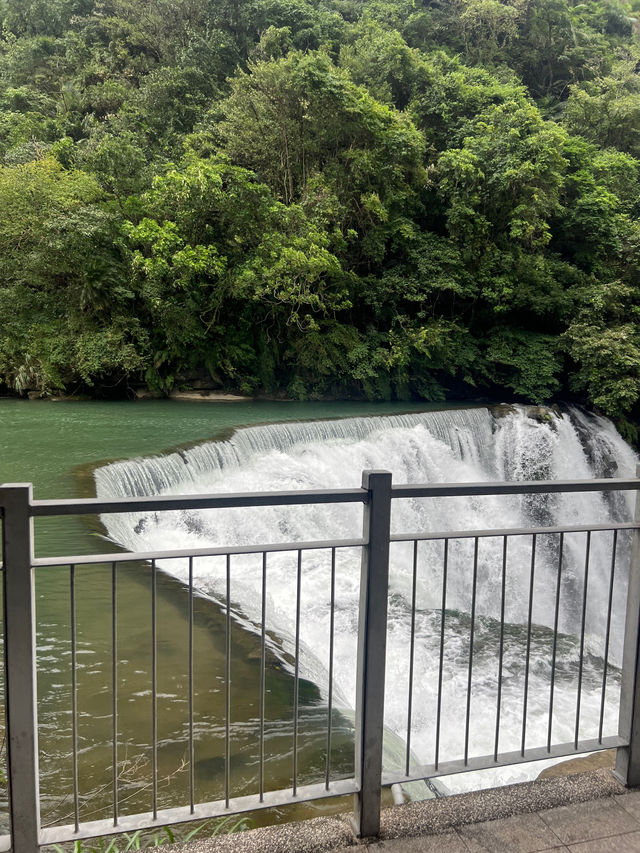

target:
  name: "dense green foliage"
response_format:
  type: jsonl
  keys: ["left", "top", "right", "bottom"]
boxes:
{"left": 1, "top": 0, "right": 640, "bottom": 423}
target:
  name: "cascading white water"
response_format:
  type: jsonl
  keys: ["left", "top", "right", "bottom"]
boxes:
{"left": 95, "top": 405, "right": 638, "bottom": 793}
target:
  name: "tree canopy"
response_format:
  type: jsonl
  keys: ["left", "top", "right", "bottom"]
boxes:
{"left": 1, "top": 0, "right": 640, "bottom": 430}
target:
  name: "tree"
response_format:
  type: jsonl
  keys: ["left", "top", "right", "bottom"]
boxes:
{"left": 459, "top": 0, "right": 523, "bottom": 66}
{"left": 563, "top": 60, "right": 640, "bottom": 158}
{"left": 565, "top": 280, "right": 640, "bottom": 416}
{"left": 339, "top": 21, "right": 424, "bottom": 108}
{"left": 0, "top": 157, "right": 147, "bottom": 393}
{"left": 409, "top": 52, "right": 529, "bottom": 152}
{"left": 219, "top": 49, "right": 425, "bottom": 265}
{"left": 127, "top": 156, "right": 351, "bottom": 390}
{"left": 435, "top": 98, "right": 568, "bottom": 253}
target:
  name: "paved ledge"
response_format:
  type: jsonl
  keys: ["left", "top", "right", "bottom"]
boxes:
{"left": 378, "top": 767, "right": 625, "bottom": 839}
{"left": 169, "top": 769, "right": 630, "bottom": 853}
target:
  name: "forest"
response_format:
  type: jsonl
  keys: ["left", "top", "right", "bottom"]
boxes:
{"left": 1, "top": 0, "right": 640, "bottom": 431}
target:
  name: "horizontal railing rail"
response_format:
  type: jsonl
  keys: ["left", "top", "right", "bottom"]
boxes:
{"left": 390, "top": 520, "right": 639, "bottom": 541}
{"left": 29, "top": 538, "right": 367, "bottom": 568}
{"left": 392, "top": 478, "right": 640, "bottom": 498}
{"left": 1, "top": 471, "right": 640, "bottom": 852}
{"left": 28, "top": 487, "right": 368, "bottom": 517}
{"left": 379, "top": 735, "right": 630, "bottom": 787}
{"left": 24, "top": 476, "right": 640, "bottom": 518}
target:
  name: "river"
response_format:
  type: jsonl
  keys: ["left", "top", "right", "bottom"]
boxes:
{"left": 0, "top": 398, "right": 447, "bottom": 830}
{"left": 0, "top": 399, "right": 637, "bottom": 833}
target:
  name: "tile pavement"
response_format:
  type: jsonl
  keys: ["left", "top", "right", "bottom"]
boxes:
{"left": 346, "top": 789, "right": 640, "bottom": 852}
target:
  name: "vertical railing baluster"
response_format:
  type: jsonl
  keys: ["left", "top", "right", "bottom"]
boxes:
{"left": 259, "top": 552, "right": 267, "bottom": 802}
{"left": 464, "top": 538, "right": 479, "bottom": 766}
{"left": 70, "top": 563, "right": 79, "bottom": 832}
{"left": 548, "top": 532, "right": 564, "bottom": 752}
{"left": 151, "top": 559, "right": 157, "bottom": 819}
{"left": 405, "top": 540, "right": 418, "bottom": 776}
{"left": 494, "top": 536, "right": 507, "bottom": 761}
{"left": 292, "top": 550, "right": 302, "bottom": 796}
{"left": 575, "top": 531, "right": 591, "bottom": 748}
{"left": 521, "top": 534, "right": 536, "bottom": 756}
{"left": 599, "top": 530, "right": 618, "bottom": 743}
{"left": 112, "top": 561, "right": 118, "bottom": 826}
{"left": 325, "top": 548, "right": 336, "bottom": 790}
{"left": 225, "top": 554, "right": 231, "bottom": 809}
{"left": 435, "top": 538, "right": 448, "bottom": 771}
{"left": 188, "top": 556, "right": 194, "bottom": 813}
{"left": 353, "top": 470, "right": 392, "bottom": 838}
{"left": 1, "top": 484, "right": 41, "bottom": 853}
{"left": 616, "top": 465, "right": 640, "bottom": 785}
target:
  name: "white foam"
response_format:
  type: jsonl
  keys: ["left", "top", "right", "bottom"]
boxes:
{"left": 95, "top": 405, "right": 638, "bottom": 793}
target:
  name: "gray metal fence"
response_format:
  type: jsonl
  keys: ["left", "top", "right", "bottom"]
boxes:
{"left": 2, "top": 470, "right": 640, "bottom": 852}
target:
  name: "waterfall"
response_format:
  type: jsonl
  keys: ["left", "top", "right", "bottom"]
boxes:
{"left": 94, "top": 405, "right": 638, "bottom": 792}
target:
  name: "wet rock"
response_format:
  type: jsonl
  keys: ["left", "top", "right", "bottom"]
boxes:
{"left": 489, "top": 403, "right": 559, "bottom": 431}
{"left": 525, "top": 405, "right": 557, "bottom": 424}
{"left": 489, "top": 403, "right": 518, "bottom": 419}
{"left": 133, "top": 517, "right": 146, "bottom": 535}
{"left": 537, "top": 750, "right": 615, "bottom": 780}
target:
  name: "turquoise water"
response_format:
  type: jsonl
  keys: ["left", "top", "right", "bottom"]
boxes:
{"left": 1, "top": 397, "right": 447, "bottom": 497}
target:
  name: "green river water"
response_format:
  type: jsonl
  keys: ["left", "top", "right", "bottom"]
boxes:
{"left": 0, "top": 397, "right": 441, "bottom": 833}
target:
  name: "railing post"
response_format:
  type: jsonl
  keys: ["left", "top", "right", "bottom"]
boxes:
{"left": 353, "top": 470, "right": 392, "bottom": 837}
{"left": 616, "top": 464, "right": 640, "bottom": 786}
{"left": 1, "top": 484, "right": 41, "bottom": 852}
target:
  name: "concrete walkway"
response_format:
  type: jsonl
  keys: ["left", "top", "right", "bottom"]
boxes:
{"left": 171, "top": 769, "right": 639, "bottom": 853}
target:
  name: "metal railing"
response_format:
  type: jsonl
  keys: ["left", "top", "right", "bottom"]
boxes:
{"left": 1, "top": 469, "right": 640, "bottom": 851}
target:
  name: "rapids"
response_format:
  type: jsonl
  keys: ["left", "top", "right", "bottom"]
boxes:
{"left": 94, "top": 405, "right": 638, "bottom": 793}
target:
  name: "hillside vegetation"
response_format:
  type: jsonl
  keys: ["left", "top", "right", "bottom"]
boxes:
{"left": 1, "top": 0, "right": 640, "bottom": 427}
